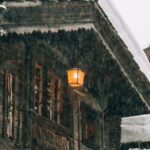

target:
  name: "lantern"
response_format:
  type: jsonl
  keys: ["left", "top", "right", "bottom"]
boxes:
{"left": 67, "top": 68, "right": 85, "bottom": 88}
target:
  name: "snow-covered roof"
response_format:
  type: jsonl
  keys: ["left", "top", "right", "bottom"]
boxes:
{"left": 98, "top": 0, "right": 150, "bottom": 81}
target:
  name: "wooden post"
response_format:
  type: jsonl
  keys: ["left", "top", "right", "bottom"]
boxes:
{"left": 77, "top": 94, "right": 81, "bottom": 150}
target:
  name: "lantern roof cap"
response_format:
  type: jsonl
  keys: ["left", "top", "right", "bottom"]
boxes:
{"left": 67, "top": 68, "right": 84, "bottom": 72}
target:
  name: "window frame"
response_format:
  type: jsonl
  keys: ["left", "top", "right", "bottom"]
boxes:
{"left": 46, "top": 69, "right": 62, "bottom": 124}
{"left": 33, "top": 64, "right": 43, "bottom": 115}
{"left": 81, "top": 103, "right": 98, "bottom": 146}
{"left": 3, "top": 71, "right": 16, "bottom": 139}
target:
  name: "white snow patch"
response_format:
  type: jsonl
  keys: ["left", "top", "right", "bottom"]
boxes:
{"left": 121, "top": 115, "right": 150, "bottom": 143}
{"left": 129, "top": 148, "right": 150, "bottom": 150}
{"left": 4, "top": 1, "right": 42, "bottom": 7}
{"left": 7, "top": 23, "right": 94, "bottom": 34}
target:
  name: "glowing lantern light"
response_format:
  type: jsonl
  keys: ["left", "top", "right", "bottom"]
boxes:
{"left": 67, "top": 68, "right": 85, "bottom": 88}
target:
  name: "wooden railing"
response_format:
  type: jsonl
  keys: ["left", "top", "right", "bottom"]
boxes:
{"left": 30, "top": 111, "right": 73, "bottom": 150}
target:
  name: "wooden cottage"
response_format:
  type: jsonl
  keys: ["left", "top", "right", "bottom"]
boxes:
{"left": 0, "top": 1, "right": 150, "bottom": 150}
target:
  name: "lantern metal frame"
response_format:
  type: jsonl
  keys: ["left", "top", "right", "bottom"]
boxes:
{"left": 67, "top": 68, "right": 85, "bottom": 88}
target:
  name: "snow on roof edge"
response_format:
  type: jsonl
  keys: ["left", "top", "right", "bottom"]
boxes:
{"left": 98, "top": 0, "right": 150, "bottom": 81}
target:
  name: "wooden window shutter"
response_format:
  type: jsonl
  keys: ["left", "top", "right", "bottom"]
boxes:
{"left": 3, "top": 71, "right": 16, "bottom": 139}
{"left": 34, "top": 64, "right": 43, "bottom": 115}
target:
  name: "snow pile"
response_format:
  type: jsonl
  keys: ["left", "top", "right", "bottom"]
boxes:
{"left": 129, "top": 149, "right": 150, "bottom": 150}
{"left": 98, "top": 0, "right": 150, "bottom": 81}
{"left": 121, "top": 114, "right": 150, "bottom": 143}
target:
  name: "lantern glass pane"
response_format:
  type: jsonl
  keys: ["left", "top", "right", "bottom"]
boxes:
{"left": 67, "top": 68, "right": 85, "bottom": 87}
{"left": 78, "top": 70, "right": 85, "bottom": 86}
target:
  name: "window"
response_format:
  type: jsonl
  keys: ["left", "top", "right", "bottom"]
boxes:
{"left": 61, "top": 86, "right": 72, "bottom": 129}
{"left": 81, "top": 104, "right": 97, "bottom": 146}
{"left": 46, "top": 70, "right": 62, "bottom": 124}
{"left": 3, "top": 72, "right": 16, "bottom": 139}
{"left": 34, "top": 64, "right": 43, "bottom": 115}
{"left": 33, "top": 65, "right": 62, "bottom": 124}
{"left": 53, "top": 76, "right": 62, "bottom": 123}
